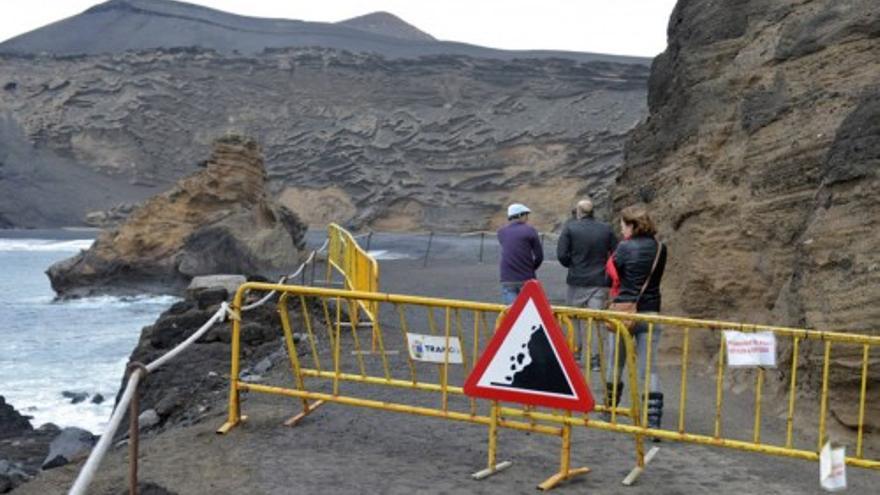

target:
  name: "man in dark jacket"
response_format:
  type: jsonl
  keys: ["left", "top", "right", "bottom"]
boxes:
{"left": 497, "top": 203, "right": 543, "bottom": 304}
{"left": 556, "top": 198, "right": 617, "bottom": 365}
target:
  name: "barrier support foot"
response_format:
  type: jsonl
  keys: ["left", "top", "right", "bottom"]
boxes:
{"left": 537, "top": 466, "right": 591, "bottom": 491}
{"left": 537, "top": 418, "right": 589, "bottom": 490}
{"left": 471, "top": 461, "right": 512, "bottom": 480}
{"left": 216, "top": 415, "right": 248, "bottom": 435}
{"left": 622, "top": 446, "right": 659, "bottom": 486}
{"left": 284, "top": 400, "right": 326, "bottom": 427}
{"left": 473, "top": 401, "right": 511, "bottom": 480}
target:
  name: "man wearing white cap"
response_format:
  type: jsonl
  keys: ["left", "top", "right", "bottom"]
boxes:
{"left": 497, "top": 203, "right": 544, "bottom": 304}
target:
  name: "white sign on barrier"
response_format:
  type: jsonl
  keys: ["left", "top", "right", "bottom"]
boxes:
{"left": 406, "top": 333, "right": 463, "bottom": 364}
{"left": 724, "top": 330, "right": 777, "bottom": 367}
{"left": 820, "top": 442, "right": 847, "bottom": 491}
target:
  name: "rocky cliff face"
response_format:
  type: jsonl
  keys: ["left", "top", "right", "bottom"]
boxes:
{"left": 617, "top": 0, "right": 879, "bottom": 427}
{"left": 0, "top": 47, "right": 647, "bottom": 231}
{"left": 46, "top": 136, "right": 306, "bottom": 297}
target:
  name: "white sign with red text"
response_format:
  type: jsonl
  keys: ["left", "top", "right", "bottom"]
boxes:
{"left": 724, "top": 331, "right": 777, "bottom": 367}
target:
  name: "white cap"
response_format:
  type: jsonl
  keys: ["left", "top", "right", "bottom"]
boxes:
{"left": 507, "top": 203, "right": 531, "bottom": 218}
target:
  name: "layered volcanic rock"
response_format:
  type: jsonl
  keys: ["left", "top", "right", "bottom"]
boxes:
{"left": 616, "top": 0, "right": 879, "bottom": 429}
{"left": 0, "top": 48, "right": 647, "bottom": 231}
{"left": 0, "top": 1, "right": 650, "bottom": 231}
{"left": 46, "top": 136, "right": 306, "bottom": 297}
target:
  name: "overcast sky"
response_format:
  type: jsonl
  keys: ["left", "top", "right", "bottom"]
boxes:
{"left": 0, "top": 0, "right": 678, "bottom": 57}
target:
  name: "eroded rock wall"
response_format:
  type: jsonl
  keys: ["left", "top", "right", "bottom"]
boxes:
{"left": 617, "top": 0, "right": 879, "bottom": 428}
{"left": 0, "top": 48, "right": 648, "bottom": 230}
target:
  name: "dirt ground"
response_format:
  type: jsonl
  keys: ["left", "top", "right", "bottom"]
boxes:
{"left": 16, "top": 254, "right": 879, "bottom": 494}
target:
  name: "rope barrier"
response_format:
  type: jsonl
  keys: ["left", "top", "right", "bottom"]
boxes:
{"left": 240, "top": 241, "right": 326, "bottom": 311}
{"left": 68, "top": 239, "right": 330, "bottom": 495}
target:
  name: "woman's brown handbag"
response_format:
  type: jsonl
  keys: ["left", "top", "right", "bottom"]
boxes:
{"left": 608, "top": 301, "right": 639, "bottom": 330}
{"left": 608, "top": 239, "right": 663, "bottom": 331}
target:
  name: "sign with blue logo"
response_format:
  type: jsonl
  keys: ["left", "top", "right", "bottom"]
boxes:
{"left": 406, "top": 333, "right": 463, "bottom": 364}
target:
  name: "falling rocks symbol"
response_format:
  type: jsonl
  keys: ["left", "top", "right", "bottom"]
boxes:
{"left": 464, "top": 279, "right": 595, "bottom": 412}
{"left": 492, "top": 324, "right": 573, "bottom": 395}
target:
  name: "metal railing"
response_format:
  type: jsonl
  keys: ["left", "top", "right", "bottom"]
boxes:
{"left": 217, "top": 282, "right": 645, "bottom": 490}
{"left": 325, "top": 223, "right": 380, "bottom": 321}
{"left": 217, "top": 282, "right": 880, "bottom": 490}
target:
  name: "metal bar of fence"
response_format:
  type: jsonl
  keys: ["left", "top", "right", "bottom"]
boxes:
{"left": 856, "top": 344, "right": 870, "bottom": 458}
{"left": 235, "top": 282, "right": 880, "bottom": 345}
{"left": 643, "top": 322, "right": 655, "bottom": 429}
{"left": 239, "top": 382, "right": 562, "bottom": 436}
{"left": 373, "top": 309, "right": 392, "bottom": 381}
{"left": 217, "top": 282, "right": 880, "bottom": 488}
{"left": 785, "top": 337, "right": 800, "bottom": 449}
{"left": 678, "top": 328, "right": 690, "bottom": 434}
{"left": 442, "top": 307, "right": 451, "bottom": 412}
{"left": 278, "top": 294, "right": 309, "bottom": 415}
{"left": 753, "top": 367, "right": 765, "bottom": 444}
{"left": 611, "top": 327, "right": 621, "bottom": 424}
{"left": 818, "top": 341, "right": 832, "bottom": 451}
{"left": 396, "top": 304, "right": 418, "bottom": 384}
{"left": 714, "top": 335, "right": 726, "bottom": 438}
{"left": 346, "top": 298, "right": 368, "bottom": 377}
{"left": 498, "top": 407, "right": 880, "bottom": 469}
{"left": 299, "top": 295, "right": 322, "bottom": 372}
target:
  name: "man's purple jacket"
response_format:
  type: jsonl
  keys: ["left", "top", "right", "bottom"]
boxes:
{"left": 497, "top": 221, "right": 544, "bottom": 283}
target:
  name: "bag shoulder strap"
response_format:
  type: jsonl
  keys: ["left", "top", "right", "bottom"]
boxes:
{"left": 635, "top": 238, "right": 663, "bottom": 303}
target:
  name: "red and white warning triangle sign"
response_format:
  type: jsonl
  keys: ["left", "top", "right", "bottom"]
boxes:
{"left": 464, "top": 280, "right": 595, "bottom": 412}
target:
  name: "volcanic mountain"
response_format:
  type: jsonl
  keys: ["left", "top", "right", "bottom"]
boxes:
{"left": 0, "top": 0, "right": 643, "bottom": 63}
{"left": 0, "top": 0, "right": 650, "bottom": 230}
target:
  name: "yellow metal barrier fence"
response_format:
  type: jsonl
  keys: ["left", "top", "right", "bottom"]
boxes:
{"left": 218, "top": 283, "right": 646, "bottom": 490}
{"left": 592, "top": 309, "right": 880, "bottom": 471}
{"left": 218, "top": 283, "right": 880, "bottom": 489}
{"left": 325, "top": 222, "right": 380, "bottom": 325}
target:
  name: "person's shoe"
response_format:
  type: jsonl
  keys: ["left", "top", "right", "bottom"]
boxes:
{"left": 590, "top": 354, "right": 601, "bottom": 372}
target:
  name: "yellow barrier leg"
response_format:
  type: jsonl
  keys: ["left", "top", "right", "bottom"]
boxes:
{"left": 218, "top": 303, "right": 244, "bottom": 434}
{"left": 472, "top": 401, "right": 512, "bottom": 480}
{"left": 538, "top": 412, "right": 590, "bottom": 490}
{"left": 284, "top": 400, "right": 327, "bottom": 427}
{"left": 278, "top": 294, "right": 326, "bottom": 428}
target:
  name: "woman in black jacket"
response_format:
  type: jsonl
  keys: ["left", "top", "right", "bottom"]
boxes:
{"left": 605, "top": 205, "right": 667, "bottom": 430}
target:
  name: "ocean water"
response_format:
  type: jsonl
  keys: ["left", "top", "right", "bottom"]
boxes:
{"left": 0, "top": 234, "right": 176, "bottom": 433}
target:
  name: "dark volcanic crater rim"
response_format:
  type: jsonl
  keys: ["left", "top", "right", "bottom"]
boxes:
{"left": 0, "top": 0, "right": 652, "bottom": 65}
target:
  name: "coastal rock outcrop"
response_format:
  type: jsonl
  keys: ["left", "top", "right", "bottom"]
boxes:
{"left": 617, "top": 0, "right": 879, "bottom": 429}
{"left": 0, "top": 396, "right": 33, "bottom": 439}
{"left": 46, "top": 136, "right": 307, "bottom": 297}
{"left": 116, "top": 286, "right": 315, "bottom": 431}
{"left": 0, "top": 397, "right": 58, "bottom": 493}
{"left": 41, "top": 427, "right": 97, "bottom": 470}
